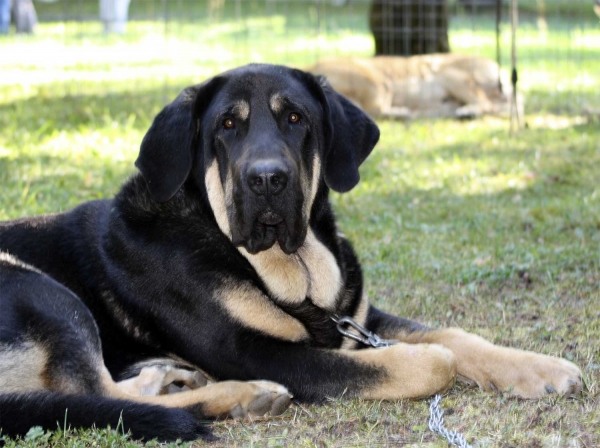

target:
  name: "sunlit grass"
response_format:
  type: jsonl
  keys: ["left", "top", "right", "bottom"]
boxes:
{"left": 2, "top": 9, "right": 599, "bottom": 114}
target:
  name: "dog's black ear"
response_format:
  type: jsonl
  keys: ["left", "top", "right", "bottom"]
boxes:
{"left": 301, "top": 74, "right": 380, "bottom": 193}
{"left": 135, "top": 78, "right": 223, "bottom": 202}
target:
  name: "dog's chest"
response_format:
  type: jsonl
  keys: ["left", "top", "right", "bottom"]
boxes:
{"left": 238, "top": 230, "right": 342, "bottom": 310}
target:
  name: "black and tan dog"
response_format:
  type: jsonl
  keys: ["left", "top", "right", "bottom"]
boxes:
{"left": 0, "top": 64, "right": 582, "bottom": 442}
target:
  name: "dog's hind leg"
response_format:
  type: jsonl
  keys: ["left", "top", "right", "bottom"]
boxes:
{"left": 0, "top": 261, "right": 110, "bottom": 397}
{"left": 0, "top": 256, "right": 210, "bottom": 442}
{"left": 0, "top": 340, "right": 49, "bottom": 394}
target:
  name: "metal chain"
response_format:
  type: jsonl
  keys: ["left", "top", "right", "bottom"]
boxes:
{"left": 332, "top": 315, "right": 474, "bottom": 448}
{"left": 330, "top": 314, "right": 398, "bottom": 348}
{"left": 428, "top": 394, "right": 473, "bottom": 448}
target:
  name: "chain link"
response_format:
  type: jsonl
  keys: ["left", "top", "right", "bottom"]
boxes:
{"left": 330, "top": 315, "right": 398, "bottom": 348}
{"left": 428, "top": 394, "right": 473, "bottom": 448}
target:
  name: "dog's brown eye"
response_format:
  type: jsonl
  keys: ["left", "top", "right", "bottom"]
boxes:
{"left": 288, "top": 113, "right": 300, "bottom": 124}
{"left": 223, "top": 118, "right": 235, "bottom": 129}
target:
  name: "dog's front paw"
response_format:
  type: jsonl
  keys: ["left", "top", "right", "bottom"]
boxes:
{"left": 480, "top": 349, "right": 583, "bottom": 399}
{"left": 421, "top": 328, "right": 582, "bottom": 400}
{"left": 472, "top": 347, "right": 583, "bottom": 399}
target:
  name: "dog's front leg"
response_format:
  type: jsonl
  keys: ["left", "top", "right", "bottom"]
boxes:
{"left": 206, "top": 337, "right": 456, "bottom": 403}
{"left": 366, "top": 307, "right": 583, "bottom": 399}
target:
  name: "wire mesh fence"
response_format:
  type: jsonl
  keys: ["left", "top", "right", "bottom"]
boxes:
{"left": 1, "top": 0, "right": 599, "bottom": 117}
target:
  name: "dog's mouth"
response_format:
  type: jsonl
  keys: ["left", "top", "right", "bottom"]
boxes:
{"left": 231, "top": 209, "right": 306, "bottom": 255}
{"left": 257, "top": 210, "right": 284, "bottom": 226}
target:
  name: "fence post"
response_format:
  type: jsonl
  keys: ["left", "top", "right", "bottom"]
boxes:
{"left": 99, "top": 0, "right": 131, "bottom": 34}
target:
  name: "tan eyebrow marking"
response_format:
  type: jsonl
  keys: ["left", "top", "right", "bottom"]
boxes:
{"left": 232, "top": 100, "right": 250, "bottom": 120}
{"left": 269, "top": 94, "right": 284, "bottom": 114}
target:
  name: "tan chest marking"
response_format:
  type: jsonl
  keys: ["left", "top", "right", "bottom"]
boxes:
{"left": 296, "top": 230, "right": 342, "bottom": 309}
{"left": 238, "top": 245, "right": 308, "bottom": 304}
{"left": 239, "top": 230, "right": 342, "bottom": 309}
{"left": 218, "top": 281, "right": 309, "bottom": 342}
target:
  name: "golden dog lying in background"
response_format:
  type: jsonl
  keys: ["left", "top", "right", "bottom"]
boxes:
{"left": 308, "top": 54, "right": 521, "bottom": 119}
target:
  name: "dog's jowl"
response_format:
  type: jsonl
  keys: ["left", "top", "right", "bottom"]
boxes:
{"left": 0, "top": 64, "right": 582, "bottom": 442}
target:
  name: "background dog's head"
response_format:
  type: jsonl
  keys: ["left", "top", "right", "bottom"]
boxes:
{"left": 135, "top": 64, "right": 379, "bottom": 254}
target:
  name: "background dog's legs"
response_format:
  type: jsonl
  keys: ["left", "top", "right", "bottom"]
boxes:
{"left": 381, "top": 106, "right": 412, "bottom": 120}
{"left": 436, "top": 67, "right": 493, "bottom": 118}
{"left": 366, "top": 306, "right": 583, "bottom": 399}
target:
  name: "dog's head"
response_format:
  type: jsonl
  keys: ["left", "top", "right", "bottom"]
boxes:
{"left": 136, "top": 64, "right": 379, "bottom": 254}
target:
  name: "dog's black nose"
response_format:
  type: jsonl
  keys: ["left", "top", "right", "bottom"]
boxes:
{"left": 246, "top": 159, "right": 289, "bottom": 197}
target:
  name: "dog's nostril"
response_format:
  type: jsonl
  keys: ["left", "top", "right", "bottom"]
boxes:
{"left": 248, "top": 174, "right": 267, "bottom": 196}
{"left": 267, "top": 172, "right": 288, "bottom": 195}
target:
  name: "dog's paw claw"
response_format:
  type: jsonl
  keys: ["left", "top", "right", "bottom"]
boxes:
{"left": 246, "top": 382, "right": 292, "bottom": 417}
{"left": 566, "top": 377, "right": 583, "bottom": 395}
{"left": 246, "top": 392, "right": 291, "bottom": 417}
{"left": 248, "top": 394, "right": 275, "bottom": 416}
{"left": 229, "top": 405, "right": 246, "bottom": 419}
{"left": 271, "top": 394, "right": 292, "bottom": 416}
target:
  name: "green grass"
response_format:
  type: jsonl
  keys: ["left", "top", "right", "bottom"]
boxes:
{"left": 1, "top": 4, "right": 600, "bottom": 447}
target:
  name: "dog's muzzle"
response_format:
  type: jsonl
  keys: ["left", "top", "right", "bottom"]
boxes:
{"left": 231, "top": 158, "right": 306, "bottom": 255}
